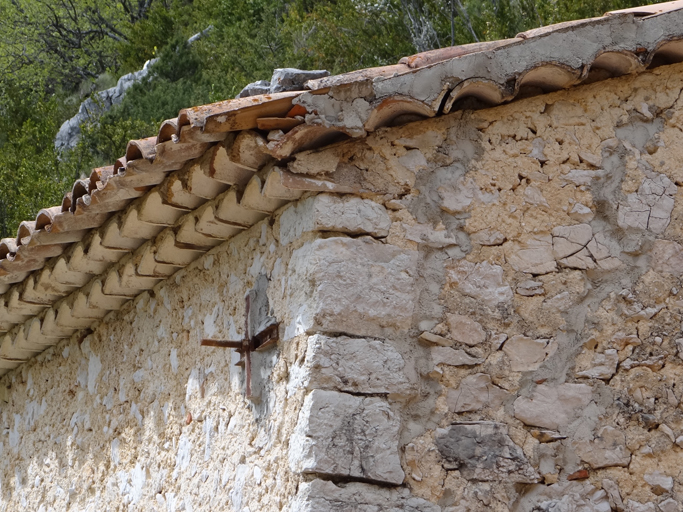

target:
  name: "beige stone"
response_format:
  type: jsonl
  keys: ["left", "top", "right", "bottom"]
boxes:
{"left": 300, "top": 334, "right": 413, "bottom": 396}
{"left": 505, "top": 234, "right": 557, "bottom": 275}
{"left": 514, "top": 383, "right": 593, "bottom": 430}
{"left": 446, "top": 314, "right": 486, "bottom": 346}
{"left": 516, "top": 280, "right": 545, "bottom": 296}
{"left": 568, "top": 202, "right": 595, "bottom": 222}
{"left": 617, "top": 174, "right": 677, "bottom": 233}
{"left": 289, "top": 390, "right": 404, "bottom": 485}
{"left": 404, "top": 222, "right": 459, "bottom": 248}
{"left": 470, "top": 228, "right": 506, "bottom": 246}
{"left": 602, "top": 479, "right": 625, "bottom": 512}
{"left": 446, "top": 259, "right": 513, "bottom": 307}
{"left": 573, "top": 426, "right": 631, "bottom": 468}
{"left": 447, "top": 373, "right": 509, "bottom": 412}
{"left": 279, "top": 194, "right": 392, "bottom": 245}
{"left": 576, "top": 349, "right": 619, "bottom": 380}
{"left": 502, "top": 335, "right": 557, "bottom": 371}
{"left": 644, "top": 471, "right": 674, "bottom": 495}
{"left": 431, "top": 347, "right": 483, "bottom": 367}
{"left": 286, "top": 237, "right": 418, "bottom": 339}
{"left": 651, "top": 239, "right": 683, "bottom": 276}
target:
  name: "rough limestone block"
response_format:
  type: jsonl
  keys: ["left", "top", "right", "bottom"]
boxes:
{"left": 435, "top": 422, "right": 540, "bottom": 483}
{"left": 651, "top": 239, "right": 683, "bottom": 276}
{"left": 300, "top": 334, "right": 413, "bottom": 396}
{"left": 279, "top": 194, "right": 392, "bottom": 245}
{"left": 286, "top": 237, "right": 417, "bottom": 339}
{"left": 505, "top": 233, "right": 557, "bottom": 275}
{"left": 431, "top": 346, "right": 483, "bottom": 367}
{"left": 617, "top": 174, "right": 677, "bottom": 234}
{"left": 575, "top": 349, "right": 619, "bottom": 380}
{"left": 446, "top": 259, "right": 513, "bottom": 308}
{"left": 515, "top": 481, "right": 611, "bottom": 512}
{"left": 514, "top": 383, "right": 593, "bottom": 430}
{"left": 446, "top": 314, "right": 486, "bottom": 346}
{"left": 447, "top": 373, "right": 509, "bottom": 412}
{"left": 573, "top": 426, "right": 631, "bottom": 469}
{"left": 289, "top": 479, "right": 439, "bottom": 512}
{"left": 502, "top": 335, "right": 557, "bottom": 371}
{"left": 289, "top": 390, "right": 405, "bottom": 485}
{"left": 644, "top": 471, "right": 674, "bottom": 495}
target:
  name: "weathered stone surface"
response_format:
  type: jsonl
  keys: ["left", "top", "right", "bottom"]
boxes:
{"left": 602, "top": 479, "right": 625, "bottom": 512}
{"left": 552, "top": 224, "right": 595, "bottom": 269}
{"left": 517, "top": 280, "right": 545, "bottom": 296}
{"left": 651, "top": 239, "right": 683, "bottom": 276}
{"left": 240, "top": 68, "right": 330, "bottom": 97}
{"left": 617, "top": 174, "right": 677, "bottom": 233}
{"left": 447, "top": 373, "right": 509, "bottom": 412}
{"left": 470, "top": 228, "right": 506, "bottom": 246}
{"left": 270, "top": 68, "right": 330, "bottom": 92}
{"left": 573, "top": 426, "right": 631, "bottom": 468}
{"left": 447, "top": 260, "right": 513, "bottom": 307}
{"left": 438, "top": 176, "right": 498, "bottom": 213}
{"left": 561, "top": 169, "right": 608, "bottom": 187}
{"left": 576, "top": 349, "right": 619, "bottom": 380}
{"left": 587, "top": 233, "right": 623, "bottom": 270}
{"left": 431, "top": 347, "right": 483, "bottom": 367}
{"left": 446, "top": 314, "right": 486, "bottom": 346}
{"left": 514, "top": 384, "right": 593, "bottom": 430}
{"left": 505, "top": 234, "right": 557, "bottom": 275}
{"left": 286, "top": 237, "right": 418, "bottom": 339}
{"left": 418, "top": 331, "right": 452, "bottom": 346}
{"left": 568, "top": 202, "right": 595, "bottom": 222}
{"left": 644, "top": 471, "right": 674, "bottom": 495}
{"left": 658, "top": 498, "right": 681, "bottom": 512}
{"left": 502, "top": 335, "right": 557, "bottom": 371}
{"left": 626, "top": 501, "right": 656, "bottom": 512}
{"left": 524, "top": 185, "right": 549, "bottom": 206}
{"left": 279, "top": 194, "right": 391, "bottom": 245}
{"left": 289, "top": 390, "right": 404, "bottom": 484}
{"left": 514, "top": 481, "right": 611, "bottom": 512}
{"left": 404, "top": 223, "right": 459, "bottom": 247}
{"left": 301, "top": 334, "right": 412, "bottom": 395}
{"left": 435, "top": 422, "right": 540, "bottom": 483}
{"left": 290, "top": 479, "right": 440, "bottom": 512}
{"left": 237, "top": 79, "right": 271, "bottom": 97}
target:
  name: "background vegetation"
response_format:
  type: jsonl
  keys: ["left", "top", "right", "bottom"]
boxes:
{"left": 0, "top": 0, "right": 652, "bottom": 236}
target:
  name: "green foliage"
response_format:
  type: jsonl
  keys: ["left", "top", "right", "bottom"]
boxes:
{"left": 0, "top": 86, "right": 76, "bottom": 237}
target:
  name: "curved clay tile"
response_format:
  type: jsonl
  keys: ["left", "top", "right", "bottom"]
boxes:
{"left": 364, "top": 95, "right": 435, "bottom": 132}
{"left": 157, "top": 118, "right": 179, "bottom": 143}
{"left": 35, "top": 207, "right": 62, "bottom": 231}
{"left": 516, "top": 62, "right": 586, "bottom": 93}
{"left": 590, "top": 50, "right": 644, "bottom": 77}
{"left": 89, "top": 166, "right": 115, "bottom": 192}
{"left": 0, "top": 239, "right": 17, "bottom": 260}
{"left": 399, "top": 40, "right": 521, "bottom": 69}
{"left": 444, "top": 78, "right": 511, "bottom": 113}
{"left": 70, "top": 179, "right": 91, "bottom": 213}
{"left": 177, "top": 92, "right": 301, "bottom": 134}
{"left": 17, "top": 221, "right": 36, "bottom": 246}
{"left": 125, "top": 137, "right": 157, "bottom": 162}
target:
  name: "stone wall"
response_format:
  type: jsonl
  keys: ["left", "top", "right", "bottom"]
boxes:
{"left": 3, "top": 61, "right": 683, "bottom": 511}
{"left": 282, "top": 61, "right": 683, "bottom": 511}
